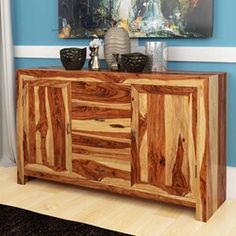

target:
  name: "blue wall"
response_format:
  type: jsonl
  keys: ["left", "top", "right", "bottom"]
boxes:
{"left": 12, "top": 0, "right": 236, "bottom": 167}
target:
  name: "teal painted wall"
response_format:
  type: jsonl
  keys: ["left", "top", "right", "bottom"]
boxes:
{"left": 12, "top": 0, "right": 236, "bottom": 166}
{"left": 12, "top": 0, "right": 236, "bottom": 46}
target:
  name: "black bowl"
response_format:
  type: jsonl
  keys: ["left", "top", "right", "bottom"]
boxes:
{"left": 60, "top": 47, "right": 86, "bottom": 70}
{"left": 121, "top": 52, "right": 148, "bottom": 73}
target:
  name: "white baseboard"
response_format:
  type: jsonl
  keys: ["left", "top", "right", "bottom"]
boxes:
{"left": 14, "top": 43, "right": 236, "bottom": 63}
{"left": 227, "top": 166, "right": 236, "bottom": 199}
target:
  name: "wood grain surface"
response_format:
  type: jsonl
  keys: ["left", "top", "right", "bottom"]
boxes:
{"left": 131, "top": 85, "right": 197, "bottom": 200}
{"left": 21, "top": 80, "right": 72, "bottom": 172}
{"left": 70, "top": 81, "right": 132, "bottom": 185}
{"left": 16, "top": 69, "right": 226, "bottom": 222}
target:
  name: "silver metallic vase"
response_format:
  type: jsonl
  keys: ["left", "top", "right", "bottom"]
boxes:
{"left": 104, "top": 27, "right": 130, "bottom": 69}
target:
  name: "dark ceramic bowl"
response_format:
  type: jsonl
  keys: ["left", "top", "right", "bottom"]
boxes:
{"left": 60, "top": 47, "right": 86, "bottom": 70}
{"left": 121, "top": 52, "right": 148, "bottom": 73}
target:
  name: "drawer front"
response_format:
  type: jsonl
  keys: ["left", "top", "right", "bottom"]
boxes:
{"left": 71, "top": 81, "right": 132, "bottom": 186}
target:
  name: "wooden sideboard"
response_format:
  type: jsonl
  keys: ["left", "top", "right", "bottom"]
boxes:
{"left": 16, "top": 68, "right": 226, "bottom": 222}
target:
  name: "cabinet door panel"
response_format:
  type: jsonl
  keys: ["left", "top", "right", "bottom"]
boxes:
{"left": 23, "top": 80, "right": 72, "bottom": 172}
{"left": 131, "top": 85, "right": 197, "bottom": 199}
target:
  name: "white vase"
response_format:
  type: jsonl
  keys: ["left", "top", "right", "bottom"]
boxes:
{"left": 104, "top": 27, "right": 130, "bottom": 69}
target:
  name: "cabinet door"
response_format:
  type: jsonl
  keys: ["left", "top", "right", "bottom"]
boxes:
{"left": 131, "top": 85, "right": 197, "bottom": 199}
{"left": 71, "top": 81, "right": 131, "bottom": 186}
{"left": 22, "top": 80, "right": 72, "bottom": 172}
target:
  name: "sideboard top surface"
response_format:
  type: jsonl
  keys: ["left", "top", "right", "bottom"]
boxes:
{"left": 17, "top": 67, "right": 226, "bottom": 83}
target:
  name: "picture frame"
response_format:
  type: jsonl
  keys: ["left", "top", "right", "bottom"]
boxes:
{"left": 58, "top": 0, "right": 213, "bottom": 38}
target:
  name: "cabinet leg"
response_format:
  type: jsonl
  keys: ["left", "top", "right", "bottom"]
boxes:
{"left": 17, "top": 169, "right": 24, "bottom": 185}
{"left": 195, "top": 205, "right": 207, "bottom": 222}
{"left": 17, "top": 171, "right": 33, "bottom": 185}
{"left": 195, "top": 200, "right": 223, "bottom": 222}
{"left": 196, "top": 199, "right": 226, "bottom": 222}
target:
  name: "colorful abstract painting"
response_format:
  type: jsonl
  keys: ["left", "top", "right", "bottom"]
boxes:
{"left": 58, "top": 0, "right": 213, "bottom": 38}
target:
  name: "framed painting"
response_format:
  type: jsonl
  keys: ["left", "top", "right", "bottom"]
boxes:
{"left": 58, "top": 0, "right": 213, "bottom": 38}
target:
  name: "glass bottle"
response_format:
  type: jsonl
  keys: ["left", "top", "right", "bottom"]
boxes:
{"left": 145, "top": 42, "right": 167, "bottom": 72}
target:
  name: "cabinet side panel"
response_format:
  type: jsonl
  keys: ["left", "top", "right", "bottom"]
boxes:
{"left": 208, "top": 76, "right": 219, "bottom": 217}
{"left": 16, "top": 74, "right": 25, "bottom": 184}
{"left": 202, "top": 75, "right": 226, "bottom": 221}
{"left": 197, "top": 79, "right": 209, "bottom": 222}
{"left": 197, "top": 75, "right": 226, "bottom": 222}
{"left": 23, "top": 85, "right": 29, "bottom": 164}
{"left": 217, "top": 74, "right": 227, "bottom": 206}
